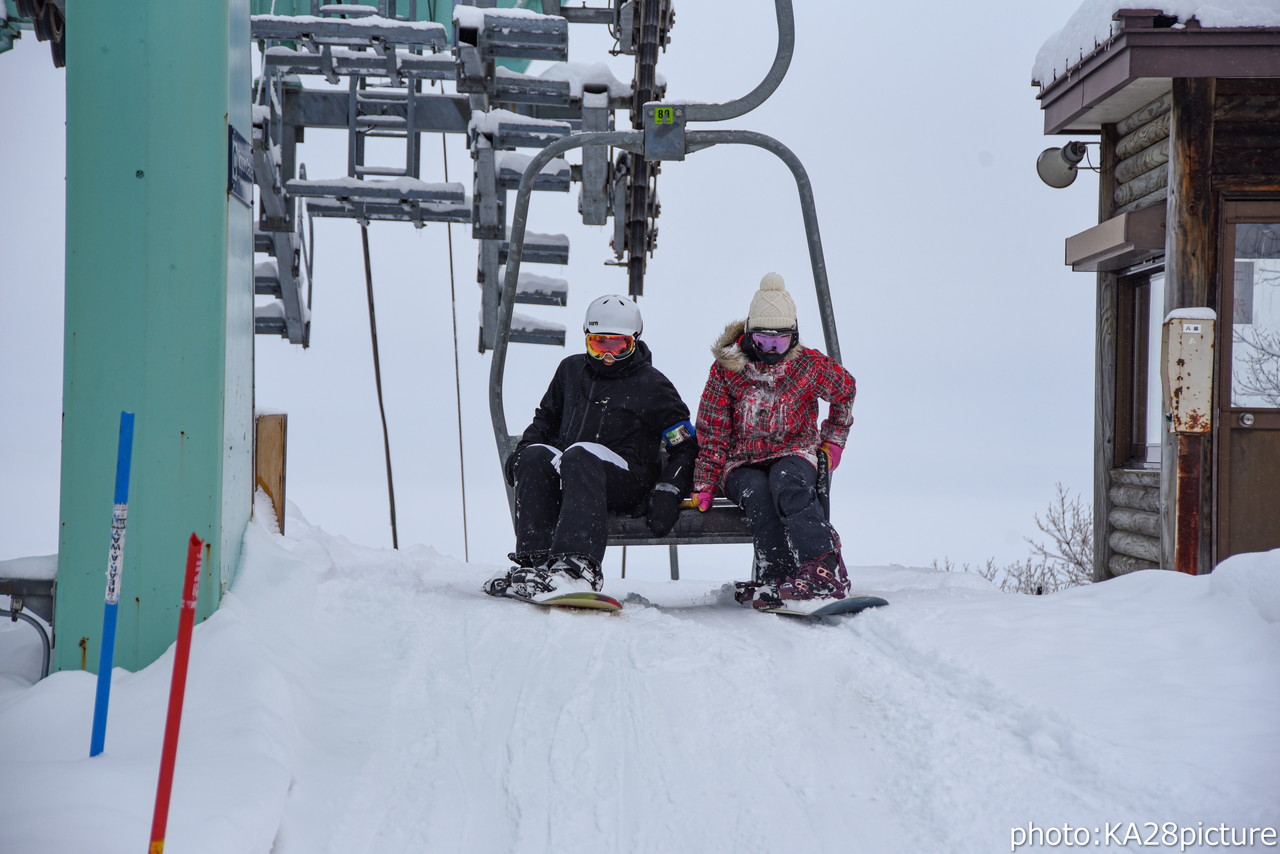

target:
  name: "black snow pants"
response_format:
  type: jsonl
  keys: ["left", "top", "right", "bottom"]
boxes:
{"left": 513, "top": 443, "right": 649, "bottom": 566}
{"left": 723, "top": 455, "right": 837, "bottom": 582}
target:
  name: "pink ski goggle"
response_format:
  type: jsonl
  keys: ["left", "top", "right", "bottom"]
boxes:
{"left": 751, "top": 332, "right": 793, "bottom": 353}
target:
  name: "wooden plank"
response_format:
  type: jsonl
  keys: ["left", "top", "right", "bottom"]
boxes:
{"left": 1111, "top": 468, "right": 1159, "bottom": 487}
{"left": 1109, "top": 553, "right": 1159, "bottom": 576}
{"left": 1113, "top": 272, "right": 1137, "bottom": 465}
{"left": 1094, "top": 124, "right": 1119, "bottom": 581}
{"left": 1212, "top": 122, "right": 1280, "bottom": 150}
{"left": 1110, "top": 507, "right": 1162, "bottom": 537}
{"left": 1114, "top": 186, "right": 1168, "bottom": 216}
{"left": 1116, "top": 91, "right": 1172, "bottom": 137}
{"left": 1212, "top": 94, "right": 1280, "bottom": 123}
{"left": 1110, "top": 484, "right": 1160, "bottom": 512}
{"left": 1215, "top": 79, "right": 1280, "bottom": 97}
{"left": 1209, "top": 176, "right": 1280, "bottom": 193}
{"left": 1163, "top": 77, "right": 1218, "bottom": 576}
{"left": 1110, "top": 530, "right": 1161, "bottom": 562}
{"left": 1117, "top": 111, "right": 1170, "bottom": 160}
{"left": 1114, "top": 165, "right": 1168, "bottom": 208}
{"left": 1174, "top": 432, "right": 1207, "bottom": 575}
{"left": 1212, "top": 147, "right": 1280, "bottom": 176}
{"left": 254, "top": 413, "right": 288, "bottom": 534}
{"left": 1115, "top": 138, "right": 1170, "bottom": 184}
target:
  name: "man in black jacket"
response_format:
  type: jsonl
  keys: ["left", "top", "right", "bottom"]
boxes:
{"left": 485, "top": 295, "right": 697, "bottom": 601}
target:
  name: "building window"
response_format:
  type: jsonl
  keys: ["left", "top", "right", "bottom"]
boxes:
{"left": 1142, "top": 272, "right": 1167, "bottom": 461}
{"left": 1117, "top": 269, "right": 1165, "bottom": 467}
{"left": 1229, "top": 222, "right": 1280, "bottom": 409}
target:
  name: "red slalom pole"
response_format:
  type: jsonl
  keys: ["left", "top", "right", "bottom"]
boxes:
{"left": 148, "top": 534, "right": 203, "bottom": 854}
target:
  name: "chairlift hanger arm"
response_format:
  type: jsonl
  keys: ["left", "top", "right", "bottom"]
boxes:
{"left": 490, "top": 125, "right": 841, "bottom": 504}
{"left": 490, "top": 130, "right": 646, "bottom": 473}
{"left": 685, "top": 129, "right": 839, "bottom": 363}
{"left": 680, "top": 0, "right": 796, "bottom": 124}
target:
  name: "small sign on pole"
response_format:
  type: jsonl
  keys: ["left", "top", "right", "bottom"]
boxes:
{"left": 148, "top": 533, "right": 204, "bottom": 854}
{"left": 90, "top": 410, "right": 135, "bottom": 758}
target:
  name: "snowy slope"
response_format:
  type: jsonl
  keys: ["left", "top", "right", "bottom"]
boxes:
{"left": 1, "top": 507, "right": 1277, "bottom": 854}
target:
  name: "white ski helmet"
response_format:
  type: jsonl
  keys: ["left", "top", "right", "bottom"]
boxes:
{"left": 583, "top": 294, "right": 643, "bottom": 336}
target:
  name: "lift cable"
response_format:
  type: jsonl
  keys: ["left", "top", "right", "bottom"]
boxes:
{"left": 441, "top": 132, "right": 471, "bottom": 562}
{"left": 360, "top": 224, "right": 400, "bottom": 549}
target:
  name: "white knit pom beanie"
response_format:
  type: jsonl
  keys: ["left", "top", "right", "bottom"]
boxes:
{"left": 747, "top": 272, "right": 797, "bottom": 331}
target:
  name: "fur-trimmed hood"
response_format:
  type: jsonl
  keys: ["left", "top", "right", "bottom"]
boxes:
{"left": 711, "top": 319, "right": 802, "bottom": 373}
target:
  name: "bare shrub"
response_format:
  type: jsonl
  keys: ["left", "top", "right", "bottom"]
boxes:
{"left": 932, "top": 484, "right": 1092, "bottom": 595}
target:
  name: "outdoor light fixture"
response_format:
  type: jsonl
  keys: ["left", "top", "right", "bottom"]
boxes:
{"left": 1036, "top": 141, "right": 1091, "bottom": 188}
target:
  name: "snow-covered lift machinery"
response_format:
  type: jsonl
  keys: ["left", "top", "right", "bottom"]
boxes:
{"left": 489, "top": 0, "right": 842, "bottom": 562}
{"left": 249, "top": 0, "right": 672, "bottom": 351}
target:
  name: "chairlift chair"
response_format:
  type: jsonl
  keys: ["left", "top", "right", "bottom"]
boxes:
{"left": 488, "top": 0, "right": 843, "bottom": 574}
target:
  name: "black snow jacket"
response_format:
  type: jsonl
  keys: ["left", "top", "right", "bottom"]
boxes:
{"left": 511, "top": 340, "right": 697, "bottom": 496}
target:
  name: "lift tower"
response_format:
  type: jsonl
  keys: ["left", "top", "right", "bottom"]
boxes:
{"left": 55, "top": 1, "right": 254, "bottom": 673}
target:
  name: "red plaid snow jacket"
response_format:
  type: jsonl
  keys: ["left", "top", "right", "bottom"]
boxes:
{"left": 693, "top": 321, "right": 856, "bottom": 494}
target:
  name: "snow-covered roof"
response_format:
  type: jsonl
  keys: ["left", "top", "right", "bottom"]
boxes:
{"left": 1034, "top": 1, "right": 1280, "bottom": 86}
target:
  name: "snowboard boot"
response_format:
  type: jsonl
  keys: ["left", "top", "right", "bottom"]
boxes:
{"left": 735, "top": 563, "right": 789, "bottom": 610}
{"left": 524, "top": 554, "right": 603, "bottom": 602}
{"left": 733, "top": 581, "right": 761, "bottom": 606}
{"left": 742, "top": 582, "right": 786, "bottom": 611}
{"left": 482, "top": 552, "right": 550, "bottom": 597}
{"left": 776, "top": 551, "right": 850, "bottom": 603}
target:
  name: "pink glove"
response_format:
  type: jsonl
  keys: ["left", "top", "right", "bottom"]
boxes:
{"left": 821, "top": 442, "right": 843, "bottom": 471}
{"left": 685, "top": 490, "right": 713, "bottom": 512}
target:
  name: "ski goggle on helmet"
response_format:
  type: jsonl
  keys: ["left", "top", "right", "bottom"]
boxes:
{"left": 583, "top": 295, "right": 642, "bottom": 362}
{"left": 585, "top": 333, "right": 636, "bottom": 361}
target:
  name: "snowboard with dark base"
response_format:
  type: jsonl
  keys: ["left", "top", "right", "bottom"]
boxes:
{"left": 756, "top": 595, "right": 888, "bottom": 618}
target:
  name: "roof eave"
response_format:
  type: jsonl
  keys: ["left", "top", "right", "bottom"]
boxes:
{"left": 1034, "top": 22, "right": 1280, "bottom": 135}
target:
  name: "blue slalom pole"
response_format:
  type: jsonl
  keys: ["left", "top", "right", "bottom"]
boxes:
{"left": 90, "top": 411, "right": 135, "bottom": 758}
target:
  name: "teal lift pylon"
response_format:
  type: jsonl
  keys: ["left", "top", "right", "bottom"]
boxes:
{"left": 56, "top": 0, "right": 254, "bottom": 674}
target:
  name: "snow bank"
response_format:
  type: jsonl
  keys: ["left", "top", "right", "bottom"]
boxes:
{"left": 1, "top": 513, "right": 1277, "bottom": 853}
{"left": 0, "top": 531, "right": 297, "bottom": 853}
{"left": 1211, "top": 548, "right": 1280, "bottom": 623}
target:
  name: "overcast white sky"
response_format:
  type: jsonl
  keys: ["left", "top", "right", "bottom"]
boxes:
{"left": 1, "top": 1, "right": 1101, "bottom": 577}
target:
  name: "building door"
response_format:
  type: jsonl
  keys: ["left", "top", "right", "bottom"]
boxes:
{"left": 1216, "top": 200, "right": 1280, "bottom": 563}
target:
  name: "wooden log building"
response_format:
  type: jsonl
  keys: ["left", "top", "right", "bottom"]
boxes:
{"left": 1033, "top": 8, "right": 1280, "bottom": 579}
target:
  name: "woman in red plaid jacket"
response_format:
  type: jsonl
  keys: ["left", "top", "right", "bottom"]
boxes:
{"left": 691, "top": 273, "right": 857, "bottom": 609}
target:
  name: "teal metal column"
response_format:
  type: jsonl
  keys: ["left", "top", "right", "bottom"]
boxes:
{"left": 57, "top": 0, "right": 253, "bottom": 673}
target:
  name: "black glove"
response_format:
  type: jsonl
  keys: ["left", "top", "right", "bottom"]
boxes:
{"left": 504, "top": 447, "right": 521, "bottom": 487}
{"left": 646, "top": 482, "right": 684, "bottom": 537}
